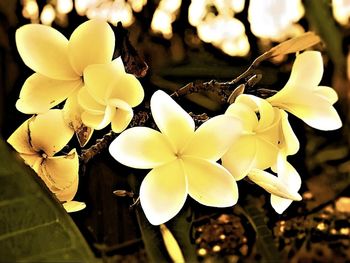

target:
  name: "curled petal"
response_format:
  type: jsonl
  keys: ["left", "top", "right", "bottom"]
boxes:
{"left": 248, "top": 169, "right": 302, "bottom": 201}
{"left": 7, "top": 119, "right": 36, "bottom": 155}
{"left": 279, "top": 110, "right": 299, "bottom": 155}
{"left": 151, "top": 90, "right": 195, "bottom": 152}
{"left": 183, "top": 115, "right": 242, "bottom": 161}
{"left": 16, "top": 73, "right": 82, "bottom": 114}
{"left": 77, "top": 87, "right": 105, "bottom": 114}
{"left": 271, "top": 154, "right": 302, "bottom": 213}
{"left": 29, "top": 109, "right": 74, "bottom": 156}
{"left": 140, "top": 160, "right": 187, "bottom": 225}
{"left": 39, "top": 149, "right": 79, "bottom": 202}
{"left": 63, "top": 201, "right": 86, "bottom": 213}
{"left": 15, "top": 24, "right": 77, "bottom": 80}
{"left": 183, "top": 157, "right": 238, "bottom": 207}
{"left": 109, "top": 127, "right": 176, "bottom": 169}
{"left": 110, "top": 99, "right": 133, "bottom": 133}
{"left": 68, "top": 19, "right": 115, "bottom": 75}
{"left": 81, "top": 105, "right": 114, "bottom": 130}
{"left": 225, "top": 102, "right": 258, "bottom": 132}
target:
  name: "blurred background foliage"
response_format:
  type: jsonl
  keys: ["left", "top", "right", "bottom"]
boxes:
{"left": 0, "top": 0, "right": 350, "bottom": 262}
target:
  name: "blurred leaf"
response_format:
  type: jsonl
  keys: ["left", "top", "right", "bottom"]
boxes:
{"left": 237, "top": 196, "right": 281, "bottom": 263}
{"left": 304, "top": 0, "right": 346, "bottom": 72}
{"left": 0, "top": 138, "right": 96, "bottom": 262}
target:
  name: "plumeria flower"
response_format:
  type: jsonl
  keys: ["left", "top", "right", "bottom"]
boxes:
{"left": 267, "top": 51, "right": 342, "bottom": 131}
{"left": 222, "top": 94, "right": 302, "bottom": 206}
{"left": 222, "top": 94, "right": 281, "bottom": 180}
{"left": 77, "top": 57, "right": 144, "bottom": 132}
{"left": 109, "top": 90, "right": 242, "bottom": 225}
{"left": 7, "top": 110, "right": 83, "bottom": 211}
{"left": 15, "top": 19, "right": 116, "bottom": 145}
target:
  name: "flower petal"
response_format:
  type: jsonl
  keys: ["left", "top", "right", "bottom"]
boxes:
{"left": 81, "top": 105, "right": 114, "bottom": 130}
{"left": 109, "top": 127, "right": 176, "bottom": 169}
{"left": 183, "top": 115, "right": 242, "bottom": 161}
{"left": 77, "top": 86, "right": 105, "bottom": 114}
{"left": 225, "top": 102, "right": 258, "bottom": 132}
{"left": 68, "top": 19, "right": 115, "bottom": 75}
{"left": 140, "top": 160, "right": 187, "bottom": 225}
{"left": 29, "top": 109, "right": 74, "bottom": 156}
{"left": 271, "top": 154, "right": 302, "bottom": 213}
{"left": 110, "top": 99, "right": 133, "bottom": 133}
{"left": 109, "top": 72, "right": 144, "bottom": 107}
{"left": 248, "top": 169, "right": 302, "bottom": 201}
{"left": 183, "top": 157, "right": 238, "bottom": 207}
{"left": 20, "top": 154, "right": 42, "bottom": 170}
{"left": 39, "top": 149, "right": 79, "bottom": 202}
{"left": 279, "top": 110, "right": 299, "bottom": 155}
{"left": 16, "top": 73, "right": 82, "bottom": 114}
{"left": 151, "top": 90, "right": 195, "bottom": 152}
{"left": 63, "top": 201, "right": 86, "bottom": 213}
{"left": 315, "top": 86, "right": 338, "bottom": 104}
{"left": 15, "top": 24, "right": 77, "bottom": 80}
{"left": 222, "top": 136, "right": 256, "bottom": 180}
{"left": 63, "top": 91, "right": 94, "bottom": 147}
{"left": 7, "top": 119, "right": 36, "bottom": 155}
{"left": 83, "top": 60, "right": 121, "bottom": 104}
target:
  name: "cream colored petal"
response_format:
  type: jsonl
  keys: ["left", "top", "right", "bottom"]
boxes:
{"left": 81, "top": 105, "right": 114, "bottom": 130}
{"left": 236, "top": 95, "right": 275, "bottom": 130}
{"left": 63, "top": 201, "right": 86, "bottom": 213}
{"left": 248, "top": 169, "right": 302, "bottom": 201}
{"left": 221, "top": 136, "right": 256, "bottom": 180}
{"left": 183, "top": 157, "right": 238, "bottom": 207}
{"left": 254, "top": 136, "right": 279, "bottom": 169}
{"left": 109, "top": 127, "right": 176, "bottom": 169}
{"left": 183, "top": 115, "right": 242, "bottom": 161}
{"left": 109, "top": 73, "right": 144, "bottom": 107}
{"left": 15, "top": 24, "right": 77, "bottom": 80}
{"left": 315, "top": 86, "right": 338, "bottom": 104}
{"left": 16, "top": 73, "right": 82, "bottom": 114}
{"left": 279, "top": 100, "right": 342, "bottom": 130}
{"left": 63, "top": 93, "right": 94, "bottom": 147}
{"left": 29, "top": 109, "right": 74, "bottom": 156}
{"left": 110, "top": 100, "right": 133, "bottom": 133}
{"left": 83, "top": 61, "right": 121, "bottom": 104}
{"left": 39, "top": 149, "right": 79, "bottom": 202}
{"left": 63, "top": 91, "right": 94, "bottom": 147}
{"left": 77, "top": 86, "right": 105, "bottom": 114}
{"left": 68, "top": 19, "right": 115, "bottom": 75}
{"left": 151, "top": 90, "right": 195, "bottom": 152}
{"left": 140, "top": 160, "right": 187, "bottom": 225}
{"left": 271, "top": 154, "right": 302, "bottom": 214}
{"left": 279, "top": 110, "right": 299, "bottom": 155}
{"left": 7, "top": 119, "right": 36, "bottom": 155}
{"left": 225, "top": 102, "right": 258, "bottom": 132}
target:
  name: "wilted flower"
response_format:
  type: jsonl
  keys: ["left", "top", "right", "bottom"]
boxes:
{"left": 109, "top": 90, "right": 242, "bottom": 225}
{"left": 7, "top": 110, "right": 82, "bottom": 210}
{"left": 77, "top": 57, "right": 144, "bottom": 132}
{"left": 267, "top": 51, "right": 342, "bottom": 131}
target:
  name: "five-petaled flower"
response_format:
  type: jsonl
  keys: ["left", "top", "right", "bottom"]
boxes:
{"left": 109, "top": 90, "right": 242, "bottom": 225}
{"left": 78, "top": 57, "right": 144, "bottom": 133}
{"left": 267, "top": 51, "right": 342, "bottom": 131}
{"left": 7, "top": 110, "right": 81, "bottom": 210}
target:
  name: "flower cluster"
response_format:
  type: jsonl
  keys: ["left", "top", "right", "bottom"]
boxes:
{"left": 8, "top": 19, "right": 144, "bottom": 211}
{"left": 109, "top": 51, "right": 342, "bottom": 225}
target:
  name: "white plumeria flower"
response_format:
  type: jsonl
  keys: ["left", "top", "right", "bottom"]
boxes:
{"left": 15, "top": 19, "right": 115, "bottom": 114}
{"left": 222, "top": 94, "right": 301, "bottom": 205}
{"left": 109, "top": 90, "right": 242, "bottom": 225}
{"left": 77, "top": 57, "right": 144, "bottom": 133}
{"left": 222, "top": 94, "right": 281, "bottom": 180}
{"left": 7, "top": 110, "right": 82, "bottom": 211}
{"left": 267, "top": 51, "right": 342, "bottom": 131}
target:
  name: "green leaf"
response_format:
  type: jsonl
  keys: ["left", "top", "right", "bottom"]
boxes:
{"left": 0, "top": 138, "right": 97, "bottom": 262}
